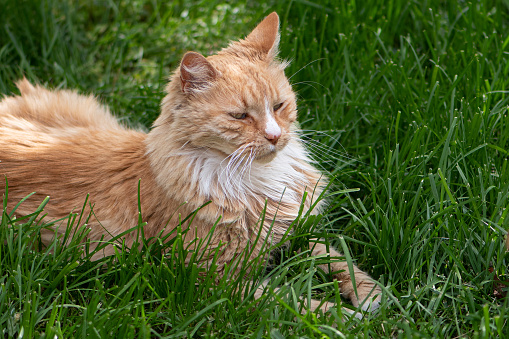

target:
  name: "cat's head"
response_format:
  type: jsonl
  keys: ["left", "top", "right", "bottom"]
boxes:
{"left": 157, "top": 12, "right": 297, "bottom": 163}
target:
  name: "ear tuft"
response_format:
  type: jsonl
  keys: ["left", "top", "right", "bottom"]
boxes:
{"left": 245, "top": 12, "right": 280, "bottom": 58}
{"left": 180, "top": 52, "right": 218, "bottom": 94}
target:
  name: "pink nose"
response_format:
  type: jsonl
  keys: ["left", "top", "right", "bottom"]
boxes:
{"left": 265, "top": 132, "right": 280, "bottom": 145}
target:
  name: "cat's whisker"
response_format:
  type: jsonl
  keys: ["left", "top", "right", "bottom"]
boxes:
{"left": 304, "top": 140, "right": 362, "bottom": 165}
{"left": 228, "top": 154, "right": 247, "bottom": 192}
{"left": 162, "top": 137, "right": 197, "bottom": 158}
{"left": 291, "top": 81, "right": 327, "bottom": 91}
{"left": 167, "top": 134, "right": 192, "bottom": 146}
{"left": 289, "top": 133, "right": 363, "bottom": 176}
{"left": 224, "top": 147, "right": 245, "bottom": 168}
{"left": 236, "top": 157, "right": 248, "bottom": 191}
{"left": 176, "top": 140, "right": 191, "bottom": 151}
{"left": 220, "top": 146, "right": 246, "bottom": 180}
{"left": 298, "top": 129, "right": 349, "bottom": 154}
{"left": 288, "top": 58, "right": 325, "bottom": 80}
{"left": 197, "top": 146, "right": 213, "bottom": 158}
{"left": 298, "top": 137, "right": 356, "bottom": 162}
{"left": 223, "top": 146, "right": 249, "bottom": 188}
{"left": 289, "top": 130, "right": 361, "bottom": 163}
{"left": 301, "top": 143, "right": 359, "bottom": 172}
{"left": 238, "top": 147, "right": 255, "bottom": 188}
{"left": 231, "top": 151, "right": 248, "bottom": 177}
{"left": 232, "top": 143, "right": 257, "bottom": 190}
{"left": 220, "top": 147, "right": 242, "bottom": 167}
{"left": 221, "top": 143, "right": 251, "bottom": 169}
{"left": 246, "top": 148, "right": 255, "bottom": 185}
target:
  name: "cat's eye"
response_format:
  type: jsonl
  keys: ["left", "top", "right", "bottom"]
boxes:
{"left": 230, "top": 112, "right": 247, "bottom": 119}
{"left": 273, "top": 102, "right": 284, "bottom": 111}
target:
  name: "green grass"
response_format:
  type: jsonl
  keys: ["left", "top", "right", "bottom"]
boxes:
{"left": 1, "top": 0, "right": 509, "bottom": 337}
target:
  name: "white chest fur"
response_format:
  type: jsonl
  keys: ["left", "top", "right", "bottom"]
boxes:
{"left": 186, "top": 138, "right": 314, "bottom": 208}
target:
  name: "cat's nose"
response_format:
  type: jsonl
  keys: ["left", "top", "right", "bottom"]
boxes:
{"left": 264, "top": 117, "right": 281, "bottom": 145}
{"left": 265, "top": 132, "right": 280, "bottom": 145}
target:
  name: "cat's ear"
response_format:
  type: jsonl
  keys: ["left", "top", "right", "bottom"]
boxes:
{"left": 245, "top": 12, "right": 280, "bottom": 58}
{"left": 180, "top": 52, "right": 218, "bottom": 94}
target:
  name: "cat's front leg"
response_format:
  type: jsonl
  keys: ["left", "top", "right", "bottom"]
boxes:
{"left": 309, "top": 240, "right": 382, "bottom": 312}
{"left": 252, "top": 279, "right": 363, "bottom": 319}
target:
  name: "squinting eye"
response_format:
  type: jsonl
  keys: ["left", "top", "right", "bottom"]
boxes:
{"left": 273, "top": 102, "right": 283, "bottom": 111}
{"left": 230, "top": 112, "right": 247, "bottom": 119}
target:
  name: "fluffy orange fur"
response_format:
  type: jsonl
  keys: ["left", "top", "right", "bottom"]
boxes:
{"left": 0, "top": 13, "right": 381, "bottom": 313}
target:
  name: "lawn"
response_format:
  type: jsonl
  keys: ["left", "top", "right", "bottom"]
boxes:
{"left": 1, "top": 0, "right": 508, "bottom": 337}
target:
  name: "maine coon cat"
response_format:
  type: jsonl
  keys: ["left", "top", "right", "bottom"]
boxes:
{"left": 0, "top": 12, "right": 381, "bottom": 314}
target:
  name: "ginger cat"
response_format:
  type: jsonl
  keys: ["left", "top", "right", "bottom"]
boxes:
{"left": 0, "top": 13, "right": 381, "bottom": 314}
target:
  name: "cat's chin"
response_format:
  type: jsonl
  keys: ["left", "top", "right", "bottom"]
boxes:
{"left": 254, "top": 150, "right": 278, "bottom": 163}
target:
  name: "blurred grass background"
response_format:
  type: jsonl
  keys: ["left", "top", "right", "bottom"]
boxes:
{"left": 1, "top": 0, "right": 509, "bottom": 337}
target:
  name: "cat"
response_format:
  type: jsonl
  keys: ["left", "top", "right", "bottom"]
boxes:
{"left": 0, "top": 12, "right": 381, "bottom": 314}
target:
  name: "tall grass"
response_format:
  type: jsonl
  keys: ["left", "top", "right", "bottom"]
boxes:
{"left": 1, "top": 0, "right": 508, "bottom": 337}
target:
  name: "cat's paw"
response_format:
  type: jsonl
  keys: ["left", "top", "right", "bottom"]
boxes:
{"left": 341, "top": 307, "right": 364, "bottom": 320}
{"left": 351, "top": 283, "right": 383, "bottom": 314}
{"left": 359, "top": 294, "right": 382, "bottom": 312}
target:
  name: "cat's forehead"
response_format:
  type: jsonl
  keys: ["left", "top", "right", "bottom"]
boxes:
{"left": 210, "top": 56, "right": 290, "bottom": 103}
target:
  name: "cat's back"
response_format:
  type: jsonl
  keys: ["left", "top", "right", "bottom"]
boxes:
{"left": 0, "top": 78, "right": 123, "bottom": 135}
{"left": 0, "top": 80, "right": 152, "bottom": 236}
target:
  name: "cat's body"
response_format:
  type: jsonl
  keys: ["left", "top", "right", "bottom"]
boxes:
{"left": 0, "top": 13, "right": 381, "bottom": 313}
{"left": 0, "top": 78, "right": 318, "bottom": 266}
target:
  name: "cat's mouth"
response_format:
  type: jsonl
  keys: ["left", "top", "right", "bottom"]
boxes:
{"left": 223, "top": 140, "right": 285, "bottom": 165}
{"left": 254, "top": 144, "right": 279, "bottom": 163}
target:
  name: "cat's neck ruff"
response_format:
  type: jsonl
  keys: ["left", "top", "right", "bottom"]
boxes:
{"left": 194, "top": 139, "right": 312, "bottom": 206}
{"left": 147, "top": 135, "right": 316, "bottom": 210}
